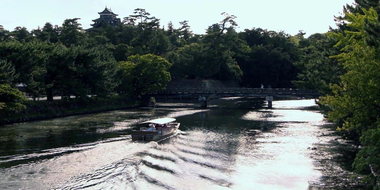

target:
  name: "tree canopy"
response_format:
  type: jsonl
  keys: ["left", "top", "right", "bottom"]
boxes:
{"left": 117, "top": 54, "right": 172, "bottom": 96}
{"left": 319, "top": 7, "right": 380, "bottom": 187}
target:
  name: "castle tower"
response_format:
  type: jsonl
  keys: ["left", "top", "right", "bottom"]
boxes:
{"left": 91, "top": 7, "right": 121, "bottom": 28}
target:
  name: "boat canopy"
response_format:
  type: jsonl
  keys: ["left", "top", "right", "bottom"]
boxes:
{"left": 143, "top": 118, "right": 176, "bottom": 125}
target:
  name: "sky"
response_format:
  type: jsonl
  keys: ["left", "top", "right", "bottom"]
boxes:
{"left": 0, "top": 0, "right": 355, "bottom": 36}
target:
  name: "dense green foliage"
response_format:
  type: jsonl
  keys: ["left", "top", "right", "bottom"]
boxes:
{"left": 239, "top": 29, "right": 300, "bottom": 88}
{"left": 117, "top": 54, "right": 172, "bottom": 96}
{"left": 0, "top": 84, "right": 26, "bottom": 115}
{"left": 1, "top": 9, "right": 302, "bottom": 103}
{"left": 282, "top": 1, "right": 380, "bottom": 188}
{"left": 0, "top": 57, "right": 26, "bottom": 115}
{"left": 319, "top": 6, "right": 380, "bottom": 188}
{"left": 293, "top": 33, "right": 343, "bottom": 95}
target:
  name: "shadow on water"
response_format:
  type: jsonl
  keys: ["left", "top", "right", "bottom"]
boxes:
{"left": 141, "top": 159, "right": 177, "bottom": 174}
{"left": 0, "top": 108, "right": 187, "bottom": 170}
{"left": 308, "top": 124, "right": 365, "bottom": 190}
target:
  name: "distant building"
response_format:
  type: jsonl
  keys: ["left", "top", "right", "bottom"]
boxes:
{"left": 90, "top": 7, "right": 121, "bottom": 28}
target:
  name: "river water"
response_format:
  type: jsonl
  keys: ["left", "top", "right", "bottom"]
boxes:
{"left": 0, "top": 99, "right": 363, "bottom": 189}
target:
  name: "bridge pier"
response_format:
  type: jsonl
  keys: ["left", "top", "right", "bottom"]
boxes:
{"left": 266, "top": 96, "right": 273, "bottom": 108}
{"left": 198, "top": 96, "right": 208, "bottom": 108}
{"left": 201, "top": 100, "right": 208, "bottom": 108}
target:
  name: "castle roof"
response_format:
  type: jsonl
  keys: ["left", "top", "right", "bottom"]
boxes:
{"left": 98, "top": 7, "right": 118, "bottom": 16}
{"left": 89, "top": 7, "right": 121, "bottom": 28}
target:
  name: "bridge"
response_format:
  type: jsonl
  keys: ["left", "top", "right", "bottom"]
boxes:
{"left": 146, "top": 87, "right": 320, "bottom": 108}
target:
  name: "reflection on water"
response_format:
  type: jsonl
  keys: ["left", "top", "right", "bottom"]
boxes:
{"left": 0, "top": 99, "right": 362, "bottom": 189}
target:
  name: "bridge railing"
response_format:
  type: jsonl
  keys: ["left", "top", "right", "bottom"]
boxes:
{"left": 151, "top": 88, "right": 319, "bottom": 97}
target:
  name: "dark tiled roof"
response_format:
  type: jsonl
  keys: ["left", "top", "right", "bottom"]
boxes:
{"left": 98, "top": 7, "right": 117, "bottom": 16}
{"left": 91, "top": 17, "right": 121, "bottom": 27}
{"left": 90, "top": 7, "right": 121, "bottom": 28}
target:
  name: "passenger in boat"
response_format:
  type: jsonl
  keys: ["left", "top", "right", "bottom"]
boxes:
{"left": 156, "top": 124, "right": 162, "bottom": 135}
{"left": 147, "top": 124, "right": 156, "bottom": 131}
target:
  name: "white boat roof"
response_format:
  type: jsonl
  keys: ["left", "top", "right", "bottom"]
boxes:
{"left": 143, "top": 118, "right": 176, "bottom": 125}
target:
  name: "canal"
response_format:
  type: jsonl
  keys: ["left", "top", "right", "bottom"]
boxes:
{"left": 0, "top": 99, "right": 363, "bottom": 189}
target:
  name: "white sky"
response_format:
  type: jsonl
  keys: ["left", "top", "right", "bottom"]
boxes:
{"left": 0, "top": 0, "right": 355, "bottom": 36}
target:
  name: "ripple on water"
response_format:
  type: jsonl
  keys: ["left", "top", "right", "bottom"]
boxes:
{"left": 0, "top": 100, "right": 365, "bottom": 189}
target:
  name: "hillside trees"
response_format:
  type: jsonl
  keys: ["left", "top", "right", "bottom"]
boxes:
{"left": 0, "top": 41, "right": 50, "bottom": 99}
{"left": 44, "top": 45, "right": 119, "bottom": 100}
{"left": 0, "top": 25, "right": 10, "bottom": 42}
{"left": 202, "top": 13, "right": 245, "bottom": 81}
{"left": 11, "top": 27, "right": 33, "bottom": 42}
{"left": 0, "top": 40, "right": 119, "bottom": 101}
{"left": 123, "top": 8, "right": 170, "bottom": 56}
{"left": 238, "top": 28, "right": 299, "bottom": 88}
{"left": 169, "top": 13, "right": 244, "bottom": 80}
{"left": 32, "top": 22, "right": 59, "bottom": 43}
{"left": 59, "top": 18, "right": 85, "bottom": 47}
{"left": 178, "top": 20, "right": 193, "bottom": 43}
{"left": 292, "top": 33, "right": 343, "bottom": 95}
{"left": 0, "top": 8, "right": 308, "bottom": 104}
{"left": 170, "top": 43, "right": 220, "bottom": 79}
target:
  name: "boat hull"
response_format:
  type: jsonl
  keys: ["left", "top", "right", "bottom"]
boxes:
{"left": 131, "top": 123, "right": 180, "bottom": 141}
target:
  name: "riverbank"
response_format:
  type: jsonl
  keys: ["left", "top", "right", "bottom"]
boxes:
{"left": 0, "top": 95, "right": 141, "bottom": 126}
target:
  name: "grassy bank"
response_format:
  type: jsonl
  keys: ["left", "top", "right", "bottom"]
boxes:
{"left": 0, "top": 95, "right": 141, "bottom": 125}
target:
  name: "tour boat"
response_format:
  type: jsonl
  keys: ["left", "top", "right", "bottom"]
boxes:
{"left": 131, "top": 118, "right": 180, "bottom": 141}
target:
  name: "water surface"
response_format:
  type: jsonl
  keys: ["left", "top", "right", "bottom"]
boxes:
{"left": 0, "top": 99, "right": 362, "bottom": 189}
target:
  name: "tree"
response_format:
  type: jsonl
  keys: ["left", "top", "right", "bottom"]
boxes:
{"left": 0, "top": 84, "right": 27, "bottom": 116}
{"left": 203, "top": 12, "right": 238, "bottom": 49}
{"left": 292, "top": 33, "right": 343, "bottom": 95}
{"left": 117, "top": 24, "right": 136, "bottom": 45}
{"left": 146, "top": 29, "right": 170, "bottom": 55}
{"left": 124, "top": 8, "right": 160, "bottom": 30}
{"left": 33, "top": 22, "right": 59, "bottom": 43}
{"left": 0, "top": 45, "right": 27, "bottom": 116}
{"left": 196, "top": 12, "right": 244, "bottom": 81}
{"left": 320, "top": 8, "right": 380, "bottom": 187}
{"left": 178, "top": 20, "right": 193, "bottom": 42}
{"left": 335, "top": 0, "right": 380, "bottom": 24}
{"left": 171, "top": 43, "right": 220, "bottom": 79}
{"left": 44, "top": 44, "right": 119, "bottom": 100}
{"left": 118, "top": 54, "right": 172, "bottom": 96}
{"left": 113, "top": 44, "right": 132, "bottom": 62}
{"left": 0, "top": 41, "right": 49, "bottom": 100}
{"left": 166, "top": 21, "right": 176, "bottom": 36}
{"left": 238, "top": 28, "right": 299, "bottom": 87}
{"left": 0, "top": 25, "right": 10, "bottom": 42}
{"left": 115, "top": 60, "right": 135, "bottom": 95}
{"left": 353, "top": 128, "right": 380, "bottom": 188}
{"left": 124, "top": 9, "right": 169, "bottom": 56}
{"left": 11, "top": 27, "right": 32, "bottom": 42}
{"left": 59, "top": 18, "right": 84, "bottom": 47}
{"left": 0, "top": 60, "right": 17, "bottom": 85}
